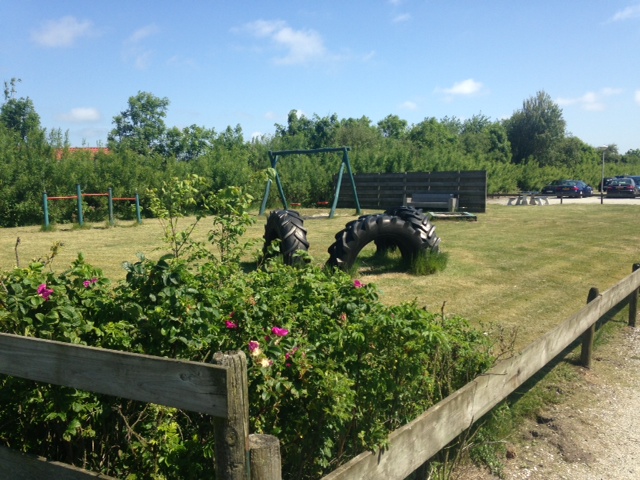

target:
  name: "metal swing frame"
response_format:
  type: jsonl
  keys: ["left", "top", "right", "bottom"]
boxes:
{"left": 259, "top": 146, "right": 362, "bottom": 219}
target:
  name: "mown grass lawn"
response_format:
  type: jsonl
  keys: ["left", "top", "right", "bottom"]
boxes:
{"left": 2, "top": 203, "right": 639, "bottom": 349}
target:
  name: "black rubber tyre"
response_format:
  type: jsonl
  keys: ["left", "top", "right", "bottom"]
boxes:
{"left": 326, "top": 213, "right": 440, "bottom": 271}
{"left": 263, "top": 210, "right": 310, "bottom": 265}
{"left": 375, "top": 206, "right": 440, "bottom": 254}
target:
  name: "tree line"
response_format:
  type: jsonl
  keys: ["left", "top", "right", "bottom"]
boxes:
{"left": 2, "top": 77, "right": 639, "bottom": 227}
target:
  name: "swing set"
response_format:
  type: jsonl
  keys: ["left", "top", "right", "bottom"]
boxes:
{"left": 259, "top": 146, "right": 362, "bottom": 219}
{"left": 43, "top": 184, "right": 142, "bottom": 228}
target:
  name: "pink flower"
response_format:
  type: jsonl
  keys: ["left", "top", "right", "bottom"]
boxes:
{"left": 353, "top": 279, "right": 365, "bottom": 289}
{"left": 226, "top": 321, "right": 238, "bottom": 329}
{"left": 271, "top": 326, "right": 289, "bottom": 337}
{"left": 83, "top": 278, "right": 98, "bottom": 288}
{"left": 37, "top": 284, "right": 53, "bottom": 301}
{"left": 285, "top": 347, "right": 299, "bottom": 360}
{"left": 248, "top": 341, "right": 260, "bottom": 352}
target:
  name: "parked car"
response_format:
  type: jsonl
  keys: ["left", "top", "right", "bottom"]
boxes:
{"left": 600, "top": 177, "right": 615, "bottom": 191}
{"left": 606, "top": 177, "right": 639, "bottom": 197}
{"left": 555, "top": 180, "right": 593, "bottom": 198}
{"left": 541, "top": 180, "right": 566, "bottom": 195}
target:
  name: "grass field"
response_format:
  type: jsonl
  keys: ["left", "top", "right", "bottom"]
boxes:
{"left": 2, "top": 203, "right": 639, "bottom": 349}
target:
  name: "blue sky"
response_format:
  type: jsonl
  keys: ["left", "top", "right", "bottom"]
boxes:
{"left": 2, "top": 1, "right": 639, "bottom": 153}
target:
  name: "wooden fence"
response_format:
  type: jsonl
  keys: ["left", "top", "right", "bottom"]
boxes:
{"left": 0, "top": 337, "right": 281, "bottom": 479}
{"left": 335, "top": 171, "right": 487, "bottom": 213}
{"left": 320, "top": 263, "right": 640, "bottom": 479}
{"left": 2, "top": 262, "right": 639, "bottom": 480}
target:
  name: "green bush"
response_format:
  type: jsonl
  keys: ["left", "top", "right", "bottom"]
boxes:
{"left": 0, "top": 180, "right": 495, "bottom": 479}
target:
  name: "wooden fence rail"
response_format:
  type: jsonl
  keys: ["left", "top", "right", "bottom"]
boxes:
{"left": 0, "top": 336, "right": 281, "bottom": 479}
{"left": 2, "top": 262, "right": 639, "bottom": 480}
{"left": 320, "top": 264, "right": 640, "bottom": 480}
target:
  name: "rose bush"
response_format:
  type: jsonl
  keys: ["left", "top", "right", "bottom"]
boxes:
{"left": 0, "top": 179, "right": 495, "bottom": 479}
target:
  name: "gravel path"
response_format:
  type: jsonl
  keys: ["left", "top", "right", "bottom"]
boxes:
{"left": 458, "top": 326, "right": 640, "bottom": 480}
{"left": 465, "top": 196, "right": 640, "bottom": 479}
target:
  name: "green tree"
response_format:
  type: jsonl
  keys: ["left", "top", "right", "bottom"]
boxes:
{"left": 460, "top": 115, "right": 512, "bottom": 164}
{"left": 505, "top": 91, "right": 566, "bottom": 165}
{"left": 336, "top": 116, "right": 381, "bottom": 150}
{"left": 108, "top": 91, "right": 169, "bottom": 155}
{"left": 1, "top": 78, "right": 43, "bottom": 145}
{"left": 164, "top": 124, "right": 216, "bottom": 161}
{"left": 377, "top": 114, "right": 408, "bottom": 139}
{"left": 408, "top": 117, "right": 457, "bottom": 150}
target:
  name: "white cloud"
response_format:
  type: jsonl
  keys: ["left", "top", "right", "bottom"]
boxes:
{"left": 57, "top": 107, "right": 101, "bottom": 123}
{"left": 31, "top": 16, "right": 93, "bottom": 48}
{"left": 126, "top": 25, "right": 160, "bottom": 44}
{"left": 440, "top": 79, "right": 484, "bottom": 96}
{"left": 602, "top": 87, "right": 623, "bottom": 96}
{"left": 238, "top": 20, "right": 327, "bottom": 65}
{"left": 399, "top": 101, "right": 418, "bottom": 110}
{"left": 393, "top": 13, "right": 411, "bottom": 23}
{"left": 610, "top": 5, "right": 640, "bottom": 22}
{"left": 635, "top": 90, "right": 640, "bottom": 106}
{"left": 556, "top": 88, "right": 623, "bottom": 111}
{"left": 167, "top": 55, "right": 196, "bottom": 69}
{"left": 123, "top": 25, "right": 159, "bottom": 70}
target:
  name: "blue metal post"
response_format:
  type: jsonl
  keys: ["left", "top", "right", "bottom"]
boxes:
{"left": 344, "top": 148, "right": 362, "bottom": 215}
{"left": 260, "top": 179, "right": 273, "bottom": 215}
{"left": 330, "top": 162, "right": 346, "bottom": 219}
{"left": 43, "top": 192, "right": 50, "bottom": 228}
{"left": 76, "top": 184, "right": 84, "bottom": 226}
{"left": 108, "top": 188, "right": 114, "bottom": 226}
{"left": 135, "top": 193, "right": 142, "bottom": 224}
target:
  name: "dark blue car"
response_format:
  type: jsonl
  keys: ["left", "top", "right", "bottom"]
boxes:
{"left": 555, "top": 180, "right": 593, "bottom": 198}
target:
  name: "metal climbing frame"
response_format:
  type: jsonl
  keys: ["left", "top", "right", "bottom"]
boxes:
{"left": 259, "top": 146, "right": 362, "bottom": 219}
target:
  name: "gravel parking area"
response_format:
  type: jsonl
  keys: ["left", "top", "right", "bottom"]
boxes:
{"left": 489, "top": 194, "right": 640, "bottom": 206}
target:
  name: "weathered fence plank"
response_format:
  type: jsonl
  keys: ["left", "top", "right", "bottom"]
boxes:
{"left": 0, "top": 333, "right": 228, "bottom": 417}
{"left": 213, "top": 351, "right": 251, "bottom": 480}
{"left": 321, "top": 266, "right": 640, "bottom": 480}
{"left": 581, "top": 287, "right": 600, "bottom": 368}
{"left": 249, "top": 434, "right": 282, "bottom": 480}
{"left": 629, "top": 263, "right": 640, "bottom": 327}
{"left": 0, "top": 446, "right": 117, "bottom": 479}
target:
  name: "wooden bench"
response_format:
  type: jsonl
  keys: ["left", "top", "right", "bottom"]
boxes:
{"left": 404, "top": 192, "right": 458, "bottom": 212}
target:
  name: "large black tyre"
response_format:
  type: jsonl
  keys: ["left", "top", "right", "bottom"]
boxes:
{"left": 263, "top": 210, "right": 310, "bottom": 265}
{"left": 375, "top": 206, "right": 440, "bottom": 254}
{"left": 326, "top": 213, "right": 439, "bottom": 271}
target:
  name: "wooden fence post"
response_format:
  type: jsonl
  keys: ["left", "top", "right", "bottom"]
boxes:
{"left": 213, "top": 351, "right": 250, "bottom": 480}
{"left": 628, "top": 263, "right": 640, "bottom": 327}
{"left": 249, "top": 434, "right": 282, "bottom": 480}
{"left": 581, "top": 287, "right": 600, "bottom": 368}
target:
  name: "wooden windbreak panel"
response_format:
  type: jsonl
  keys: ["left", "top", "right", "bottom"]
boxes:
{"left": 336, "top": 171, "right": 487, "bottom": 212}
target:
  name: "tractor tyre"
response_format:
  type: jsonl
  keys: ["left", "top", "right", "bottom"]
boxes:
{"left": 263, "top": 210, "right": 310, "bottom": 265}
{"left": 326, "top": 213, "right": 439, "bottom": 271}
{"left": 375, "top": 206, "right": 440, "bottom": 254}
